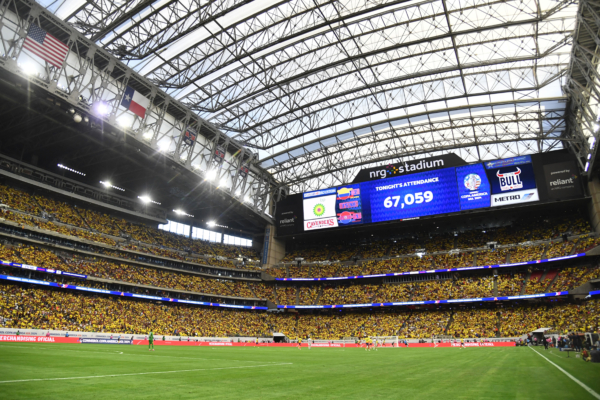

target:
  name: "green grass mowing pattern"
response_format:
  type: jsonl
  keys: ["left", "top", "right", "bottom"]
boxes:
{"left": 0, "top": 343, "right": 599, "bottom": 399}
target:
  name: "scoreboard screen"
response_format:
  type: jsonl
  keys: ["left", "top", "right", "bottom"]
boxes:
{"left": 283, "top": 154, "right": 573, "bottom": 233}
{"left": 362, "top": 167, "right": 461, "bottom": 223}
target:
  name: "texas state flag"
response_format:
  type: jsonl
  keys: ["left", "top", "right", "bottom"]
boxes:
{"left": 121, "top": 86, "right": 150, "bottom": 118}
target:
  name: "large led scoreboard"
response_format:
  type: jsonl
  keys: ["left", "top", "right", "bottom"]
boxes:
{"left": 276, "top": 151, "right": 584, "bottom": 235}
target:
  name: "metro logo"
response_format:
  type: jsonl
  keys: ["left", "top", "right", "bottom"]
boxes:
{"left": 496, "top": 167, "right": 523, "bottom": 191}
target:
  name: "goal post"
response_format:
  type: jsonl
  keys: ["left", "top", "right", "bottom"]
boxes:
{"left": 371, "top": 336, "right": 399, "bottom": 347}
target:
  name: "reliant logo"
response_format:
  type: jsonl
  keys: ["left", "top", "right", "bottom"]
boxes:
{"left": 496, "top": 167, "right": 523, "bottom": 191}
{"left": 549, "top": 178, "right": 575, "bottom": 186}
{"left": 369, "top": 159, "right": 445, "bottom": 179}
{"left": 279, "top": 218, "right": 295, "bottom": 224}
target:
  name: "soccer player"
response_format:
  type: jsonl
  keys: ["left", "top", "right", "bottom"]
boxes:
{"left": 308, "top": 337, "right": 312, "bottom": 350}
{"left": 297, "top": 337, "right": 302, "bottom": 349}
{"left": 374, "top": 338, "right": 378, "bottom": 351}
{"left": 460, "top": 338, "right": 465, "bottom": 349}
{"left": 149, "top": 331, "right": 155, "bottom": 351}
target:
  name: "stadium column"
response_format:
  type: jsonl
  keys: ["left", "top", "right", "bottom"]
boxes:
{"left": 261, "top": 225, "right": 285, "bottom": 269}
{"left": 588, "top": 178, "right": 600, "bottom": 234}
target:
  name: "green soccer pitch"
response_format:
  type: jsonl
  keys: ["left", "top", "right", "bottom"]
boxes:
{"left": 1, "top": 343, "right": 599, "bottom": 399}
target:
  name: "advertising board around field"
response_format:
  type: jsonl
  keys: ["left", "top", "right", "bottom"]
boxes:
{"left": 80, "top": 338, "right": 132, "bottom": 344}
{"left": 0, "top": 335, "right": 79, "bottom": 343}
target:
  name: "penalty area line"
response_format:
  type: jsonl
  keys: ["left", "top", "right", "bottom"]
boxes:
{"left": 528, "top": 346, "right": 600, "bottom": 399}
{"left": 0, "top": 363, "right": 293, "bottom": 384}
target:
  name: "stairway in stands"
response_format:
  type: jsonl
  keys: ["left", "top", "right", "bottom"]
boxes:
{"left": 543, "top": 269, "right": 559, "bottom": 291}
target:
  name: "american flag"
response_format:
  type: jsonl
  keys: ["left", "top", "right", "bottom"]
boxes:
{"left": 23, "top": 24, "right": 69, "bottom": 68}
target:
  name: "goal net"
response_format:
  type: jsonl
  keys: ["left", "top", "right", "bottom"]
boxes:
{"left": 371, "top": 336, "right": 399, "bottom": 347}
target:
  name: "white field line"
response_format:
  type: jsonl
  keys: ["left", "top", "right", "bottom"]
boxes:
{"left": 0, "top": 363, "right": 293, "bottom": 384}
{"left": 528, "top": 346, "right": 600, "bottom": 399}
{"left": 0, "top": 344, "right": 280, "bottom": 363}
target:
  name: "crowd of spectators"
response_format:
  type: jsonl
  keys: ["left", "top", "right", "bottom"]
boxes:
{"left": 0, "top": 283, "right": 270, "bottom": 336}
{"left": 277, "top": 236, "right": 597, "bottom": 279}
{"left": 447, "top": 309, "right": 498, "bottom": 338}
{"left": 0, "top": 281, "right": 597, "bottom": 339}
{"left": 1, "top": 239, "right": 597, "bottom": 306}
{"left": 496, "top": 273, "right": 525, "bottom": 296}
{"left": 360, "top": 241, "right": 391, "bottom": 259}
{"left": 498, "top": 300, "right": 600, "bottom": 337}
{"left": 0, "top": 243, "right": 257, "bottom": 299}
{"left": 399, "top": 310, "right": 451, "bottom": 338}
{"left": 0, "top": 184, "right": 258, "bottom": 267}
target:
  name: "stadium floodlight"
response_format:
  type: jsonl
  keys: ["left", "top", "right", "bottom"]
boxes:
{"left": 21, "top": 63, "right": 36, "bottom": 76}
{"left": 138, "top": 195, "right": 161, "bottom": 205}
{"left": 73, "top": 114, "right": 82, "bottom": 123}
{"left": 595, "top": 124, "right": 600, "bottom": 133}
{"left": 205, "top": 169, "right": 217, "bottom": 181}
{"left": 95, "top": 102, "right": 109, "bottom": 116}
{"left": 158, "top": 142, "right": 169, "bottom": 152}
{"left": 207, "top": 221, "right": 216, "bottom": 227}
{"left": 117, "top": 117, "right": 129, "bottom": 128}
{"left": 585, "top": 162, "right": 590, "bottom": 172}
{"left": 100, "top": 181, "right": 125, "bottom": 191}
{"left": 590, "top": 137, "right": 597, "bottom": 150}
{"left": 57, "top": 163, "right": 85, "bottom": 176}
{"left": 173, "top": 209, "right": 194, "bottom": 217}
{"left": 235, "top": 190, "right": 241, "bottom": 197}
{"left": 244, "top": 196, "right": 252, "bottom": 203}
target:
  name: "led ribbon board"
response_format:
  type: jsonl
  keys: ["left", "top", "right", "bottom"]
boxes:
{"left": 0, "top": 274, "right": 267, "bottom": 310}
{"left": 277, "top": 291, "right": 571, "bottom": 309}
{"left": 275, "top": 253, "right": 586, "bottom": 281}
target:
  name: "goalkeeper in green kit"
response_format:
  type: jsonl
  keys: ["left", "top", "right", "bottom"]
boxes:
{"left": 148, "top": 331, "right": 155, "bottom": 351}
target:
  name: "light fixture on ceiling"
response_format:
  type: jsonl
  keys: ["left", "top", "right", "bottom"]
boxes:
{"left": 100, "top": 181, "right": 125, "bottom": 191}
{"left": 138, "top": 195, "right": 161, "bottom": 205}
{"left": 57, "top": 164, "right": 85, "bottom": 176}
{"left": 174, "top": 209, "right": 194, "bottom": 217}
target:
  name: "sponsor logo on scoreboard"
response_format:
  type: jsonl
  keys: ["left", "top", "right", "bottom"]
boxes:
{"left": 543, "top": 161, "right": 582, "bottom": 199}
{"left": 305, "top": 217, "right": 339, "bottom": 230}
{"left": 497, "top": 167, "right": 523, "bottom": 191}
{"left": 491, "top": 189, "right": 539, "bottom": 207}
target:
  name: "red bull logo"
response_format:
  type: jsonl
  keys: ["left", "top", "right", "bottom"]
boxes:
{"left": 497, "top": 167, "right": 523, "bottom": 191}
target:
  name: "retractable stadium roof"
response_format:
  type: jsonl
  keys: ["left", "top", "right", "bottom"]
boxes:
{"left": 40, "top": 0, "right": 599, "bottom": 194}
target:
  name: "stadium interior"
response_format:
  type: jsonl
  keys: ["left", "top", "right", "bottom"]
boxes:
{"left": 0, "top": 0, "right": 600, "bottom": 397}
